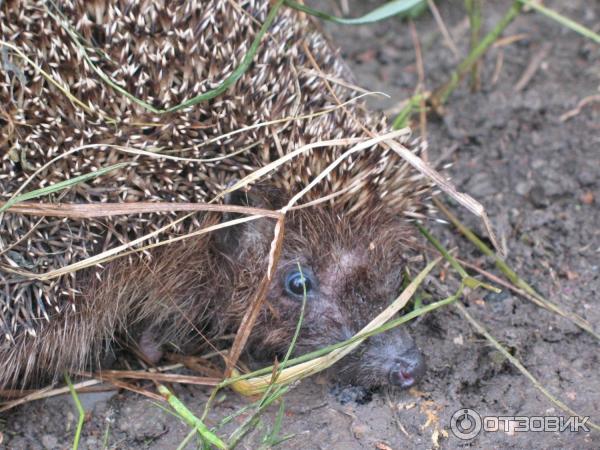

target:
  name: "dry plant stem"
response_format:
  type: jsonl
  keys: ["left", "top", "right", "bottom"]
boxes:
{"left": 90, "top": 375, "right": 166, "bottom": 402}
{"left": 179, "top": 92, "right": 384, "bottom": 154}
{"left": 491, "top": 47, "right": 504, "bottom": 86}
{"left": 434, "top": 198, "right": 600, "bottom": 341}
{"left": 2, "top": 202, "right": 281, "bottom": 220}
{"left": 408, "top": 20, "right": 428, "bottom": 152}
{"left": 427, "top": 0, "right": 459, "bottom": 58}
{"left": 224, "top": 216, "right": 284, "bottom": 377}
{"left": 0, "top": 385, "right": 57, "bottom": 412}
{"left": 88, "top": 370, "right": 220, "bottom": 386}
{"left": 0, "top": 378, "right": 163, "bottom": 412}
{"left": 0, "top": 385, "right": 112, "bottom": 399}
{"left": 219, "top": 132, "right": 408, "bottom": 203}
{"left": 465, "top": 0, "right": 482, "bottom": 91}
{"left": 418, "top": 228, "right": 600, "bottom": 431}
{"left": 386, "top": 139, "right": 501, "bottom": 255}
{"left": 430, "top": 0, "right": 523, "bottom": 109}
{"left": 456, "top": 302, "right": 600, "bottom": 432}
{"left": 559, "top": 94, "right": 600, "bottom": 122}
{"left": 6, "top": 213, "right": 276, "bottom": 282}
{"left": 0, "top": 379, "right": 119, "bottom": 412}
{"left": 513, "top": 42, "right": 552, "bottom": 92}
{"left": 302, "top": 42, "right": 502, "bottom": 255}
{"left": 456, "top": 256, "right": 598, "bottom": 338}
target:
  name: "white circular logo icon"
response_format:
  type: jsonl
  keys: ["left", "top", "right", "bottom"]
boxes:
{"left": 450, "top": 408, "right": 482, "bottom": 440}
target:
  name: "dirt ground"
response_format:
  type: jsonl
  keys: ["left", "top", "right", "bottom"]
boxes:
{"left": 2, "top": 1, "right": 599, "bottom": 449}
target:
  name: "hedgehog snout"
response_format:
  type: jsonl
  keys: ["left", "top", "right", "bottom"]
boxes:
{"left": 387, "top": 346, "right": 425, "bottom": 389}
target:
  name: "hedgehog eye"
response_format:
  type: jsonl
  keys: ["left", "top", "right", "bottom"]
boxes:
{"left": 284, "top": 268, "right": 315, "bottom": 299}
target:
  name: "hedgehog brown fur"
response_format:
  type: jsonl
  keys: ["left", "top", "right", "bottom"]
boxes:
{"left": 0, "top": 0, "right": 430, "bottom": 391}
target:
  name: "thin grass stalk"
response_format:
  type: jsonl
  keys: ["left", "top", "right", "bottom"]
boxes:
{"left": 65, "top": 374, "right": 85, "bottom": 450}
{"left": 433, "top": 198, "right": 599, "bottom": 340}
{"left": 519, "top": 0, "right": 600, "bottom": 44}
{"left": 430, "top": 0, "right": 523, "bottom": 109}
{"left": 465, "top": 0, "right": 483, "bottom": 91}
{"left": 46, "top": 0, "right": 286, "bottom": 114}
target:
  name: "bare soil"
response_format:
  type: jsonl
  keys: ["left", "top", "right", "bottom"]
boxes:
{"left": 2, "top": 1, "right": 599, "bottom": 449}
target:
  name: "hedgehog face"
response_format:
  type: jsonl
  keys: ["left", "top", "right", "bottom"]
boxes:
{"left": 231, "top": 205, "right": 425, "bottom": 390}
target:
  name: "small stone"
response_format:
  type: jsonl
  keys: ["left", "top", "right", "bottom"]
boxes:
{"left": 529, "top": 185, "right": 549, "bottom": 208}
{"left": 86, "top": 437, "right": 99, "bottom": 448}
{"left": 515, "top": 181, "right": 530, "bottom": 196}
{"left": 41, "top": 434, "right": 59, "bottom": 450}
{"left": 351, "top": 423, "right": 369, "bottom": 439}
{"left": 577, "top": 169, "right": 597, "bottom": 186}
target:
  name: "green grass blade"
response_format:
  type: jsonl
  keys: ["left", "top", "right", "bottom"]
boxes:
{"left": 520, "top": 0, "right": 600, "bottom": 44}
{"left": 158, "top": 385, "right": 227, "bottom": 449}
{"left": 0, "top": 162, "right": 129, "bottom": 214}
{"left": 46, "top": 0, "right": 285, "bottom": 114}
{"left": 284, "top": 0, "right": 426, "bottom": 25}
{"left": 65, "top": 374, "right": 85, "bottom": 450}
{"left": 219, "top": 294, "right": 456, "bottom": 388}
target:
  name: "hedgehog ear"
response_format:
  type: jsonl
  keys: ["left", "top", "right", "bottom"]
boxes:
{"left": 215, "top": 183, "right": 280, "bottom": 257}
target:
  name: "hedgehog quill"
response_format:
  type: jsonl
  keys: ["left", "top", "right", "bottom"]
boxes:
{"left": 0, "top": 0, "right": 432, "bottom": 392}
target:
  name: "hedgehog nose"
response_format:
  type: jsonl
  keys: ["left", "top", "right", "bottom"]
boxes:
{"left": 388, "top": 347, "right": 425, "bottom": 389}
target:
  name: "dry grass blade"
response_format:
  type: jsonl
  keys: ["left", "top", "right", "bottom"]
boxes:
{"left": 11, "top": 212, "right": 279, "bottom": 282}
{"left": 230, "top": 257, "right": 440, "bottom": 396}
{"left": 178, "top": 91, "right": 388, "bottom": 153}
{"left": 0, "top": 363, "right": 203, "bottom": 411}
{"left": 427, "top": 0, "right": 459, "bottom": 58}
{"left": 91, "top": 370, "right": 220, "bottom": 386}
{"left": 385, "top": 139, "right": 502, "bottom": 255}
{"left": 0, "top": 163, "right": 129, "bottom": 214}
{"left": 559, "top": 94, "right": 600, "bottom": 122}
{"left": 279, "top": 129, "right": 411, "bottom": 213}
{"left": 434, "top": 198, "right": 600, "bottom": 341}
{"left": 0, "top": 380, "right": 100, "bottom": 412}
{"left": 225, "top": 217, "right": 285, "bottom": 376}
{"left": 513, "top": 42, "right": 552, "bottom": 92}
{"left": 2, "top": 201, "right": 281, "bottom": 219}
{"left": 456, "top": 302, "right": 600, "bottom": 432}
{"left": 215, "top": 130, "right": 411, "bottom": 204}
{"left": 0, "top": 41, "right": 94, "bottom": 116}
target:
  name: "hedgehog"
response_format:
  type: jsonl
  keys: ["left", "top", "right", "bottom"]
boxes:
{"left": 0, "top": 0, "right": 431, "bottom": 392}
